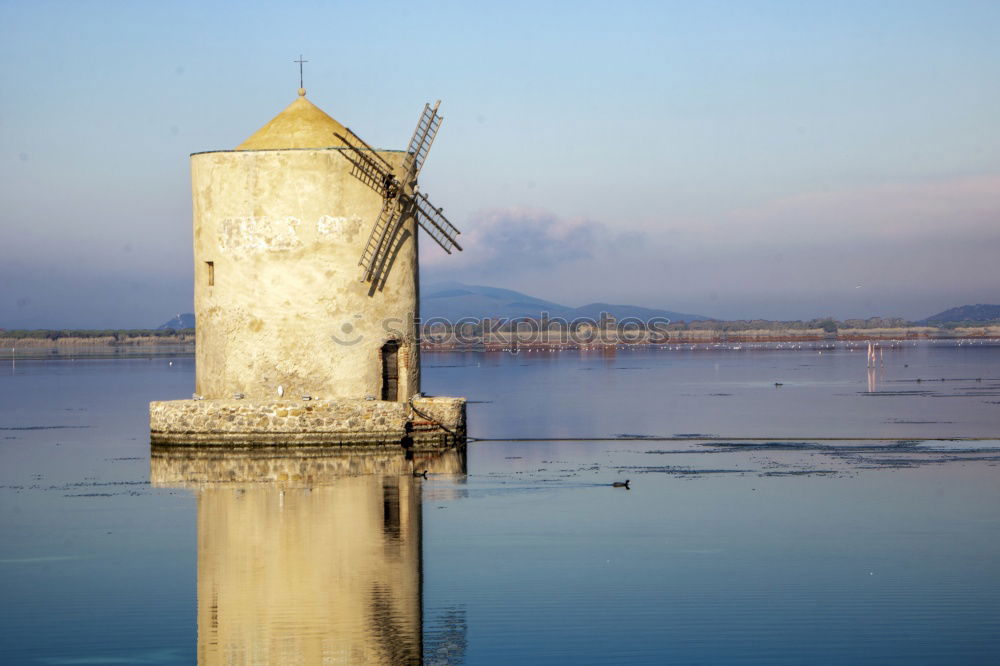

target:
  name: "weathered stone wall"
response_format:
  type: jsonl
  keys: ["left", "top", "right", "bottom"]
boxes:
{"left": 150, "top": 396, "right": 465, "bottom": 447}
{"left": 192, "top": 147, "right": 420, "bottom": 402}
{"left": 410, "top": 395, "right": 467, "bottom": 442}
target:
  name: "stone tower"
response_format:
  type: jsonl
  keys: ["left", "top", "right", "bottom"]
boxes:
{"left": 191, "top": 88, "right": 419, "bottom": 402}
{"left": 150, "top": 89, "right": 466, "bottom": 447}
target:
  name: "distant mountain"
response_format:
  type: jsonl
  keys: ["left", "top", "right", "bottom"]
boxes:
{"left": 420, "top": 282, "right": 709, "bottom": 323}
{"left": 918, "top": 304, "right": 1000, "bottom": 324}
{"left": 158, "top": 313, "right": 195, "bottom": 329}
{"left": 158, "top": 285, "right": 709, "bottom": 329}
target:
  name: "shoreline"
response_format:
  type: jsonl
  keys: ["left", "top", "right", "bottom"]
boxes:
{"left": 2, "top": 327, "right": 998, "bottom": 359}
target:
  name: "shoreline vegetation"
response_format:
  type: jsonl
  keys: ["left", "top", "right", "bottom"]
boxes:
{"left": 2, "top": 320, "right": 999, "bottom": 357}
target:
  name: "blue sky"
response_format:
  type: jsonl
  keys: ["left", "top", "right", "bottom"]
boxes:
{"left": 1, "top": 0, "right": 998, "bottom": 327}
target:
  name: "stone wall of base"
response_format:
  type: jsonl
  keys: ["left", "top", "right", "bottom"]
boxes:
{"left": 149, "top": 396, "right": 465, "bottom": 448}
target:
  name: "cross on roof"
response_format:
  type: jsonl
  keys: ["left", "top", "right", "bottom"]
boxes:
{"left": 294, "top": 55, "right": 308, "bottom": 89}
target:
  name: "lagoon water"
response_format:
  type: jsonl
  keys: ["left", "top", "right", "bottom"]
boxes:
{"left": 1, "top": 341, "right": 999, "bottom": 664}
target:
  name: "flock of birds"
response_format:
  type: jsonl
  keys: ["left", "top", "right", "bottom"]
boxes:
{"left": 476, "top": 338, "right": 1000, "bottom": 355}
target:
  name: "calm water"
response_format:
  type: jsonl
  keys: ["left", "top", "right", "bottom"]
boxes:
{"left": 1, "top": 341, "right": 999, "bottom": 664}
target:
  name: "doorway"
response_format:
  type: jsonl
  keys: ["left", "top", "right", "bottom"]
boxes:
{"left": 381, "top": 340, "right": 400, "bottom": 401}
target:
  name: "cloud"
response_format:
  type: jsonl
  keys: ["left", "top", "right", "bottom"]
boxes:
{"left": 422, "top": 174, "right": 1000, "bottom": 321}
{"left": 421, "top": 207, "right": 643, "bottom": 277}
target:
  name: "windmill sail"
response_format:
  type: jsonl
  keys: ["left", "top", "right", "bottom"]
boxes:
{"left": 414, "top": 192, "right": 461, "bottom": 254}
{"left": 336, "top": 100, "right": 461, "bottom": 285}
{"left": 402, "top": 101, "right": 442, "bottom": 180}
{"left": 359, "top": 199, "right": 402, "bottom": 281}
{"left": 366, "top": 207, "right": 408, "bottom": 288}
{"left": 335, "top": 130, "right": 396, "bottom": 197}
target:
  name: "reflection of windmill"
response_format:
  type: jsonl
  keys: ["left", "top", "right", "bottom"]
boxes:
{"left": 335, "top": 101, "right": 462, "bottom": 286}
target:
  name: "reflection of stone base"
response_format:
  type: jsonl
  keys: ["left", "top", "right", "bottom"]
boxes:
{"left": 149, "top": 396, "right": 466, "bottom": 448}
{"left": 150, "top": 443, "right": 466, "bottom": 485}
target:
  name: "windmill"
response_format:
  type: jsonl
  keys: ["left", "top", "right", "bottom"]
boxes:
{"left": 334, "top": 101, "right": 462, "bottom": 286}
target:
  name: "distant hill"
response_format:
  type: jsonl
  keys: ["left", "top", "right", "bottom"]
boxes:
{"left": 158, "top": 313, "right": 195, "bottom": 329}
{"left": 159, "top": 285, "right": 709, "bottom": 328}
{"left": 918, "top": 304, "right": 1000, "bottom": 324}
{"left": 421, "top": 282, "right": 710, "bottom": 323}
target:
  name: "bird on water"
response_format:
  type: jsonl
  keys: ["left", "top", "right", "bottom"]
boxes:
{"left": 413, "top": 469, "right": 428, "bottom": 478}
{"left": 612, "top": 480, "right": 630, "bottom": 489}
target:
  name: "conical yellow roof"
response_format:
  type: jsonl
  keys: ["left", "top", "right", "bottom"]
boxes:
{"left": 236, "top": 90, "right": 348, "bottom": 150}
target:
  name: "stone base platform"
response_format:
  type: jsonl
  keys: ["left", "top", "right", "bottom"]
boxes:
{"left": 149, "top": 395, "right": 466, "bottom": 448}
